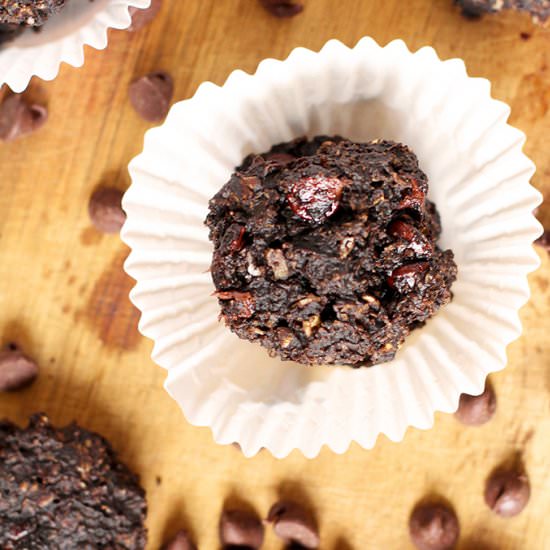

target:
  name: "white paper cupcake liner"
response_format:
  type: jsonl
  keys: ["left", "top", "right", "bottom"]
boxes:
{"left": 121, "top": 38, "right": 542, "bottom": 458}
{"left": 0, "top": 0, "right": 150, "bottom": 93}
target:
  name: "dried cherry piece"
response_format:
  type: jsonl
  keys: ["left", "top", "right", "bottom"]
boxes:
{"left": 388, "top": 262, "right": 429, "bottom": 293}
{"left": 221, "top": 224, "right": 246, "bottom": 253}
{"left": 389, "top": 220, "right": 433, "bottom": 256}
{"left": 287, "top": 175, "right": 345, "bottom": 222}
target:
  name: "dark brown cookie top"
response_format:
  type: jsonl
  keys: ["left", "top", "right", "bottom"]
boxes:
{"left": 206, "top": 137, "right": 457, "bottom": 367}
{"left": 484, "top": 469, "right": 530, "bottom": 517}
{"left": 0, "top": 0, "right": 66, "bottom": 26}
{"left": 0, "top": 413, "right": 147, "bottom": 549}
{"left": 409, "top": 502, "right": 460, "bottom": 550}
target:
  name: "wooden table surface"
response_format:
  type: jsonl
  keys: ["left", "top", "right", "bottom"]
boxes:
{"left": 1, "top": 1, "right": 550, "bottom": 548}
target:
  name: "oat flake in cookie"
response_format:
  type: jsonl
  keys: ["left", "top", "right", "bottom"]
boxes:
{"left": 206, "top": 137, "right": 457, "bottom": 367}
{"left": 0, "top": 413, "right": 147, "bottom": 549}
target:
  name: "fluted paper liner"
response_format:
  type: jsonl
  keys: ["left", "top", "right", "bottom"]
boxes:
{"left": 0, "top": 0, "right": 150, "bottom": 93}
{"left": 121, "top": 38, "right": 542, "bottom": 458}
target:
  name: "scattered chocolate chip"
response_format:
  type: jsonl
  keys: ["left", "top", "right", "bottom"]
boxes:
{"left": 454, "top": 383, "right": 496, "bottom": 426}
{"left": 128, "top": 0, "right": 162, "bottom": 31}
{"left": 219, "top": 509, "right": 264, "bottom": 549}
{"left": 484, "top": 469, "right": 530, "bottom": 517}
{"left": 259, "top": 0, "right": 304, "bottom": 18}
{"left": 287, "top": 175, "right": 345, "bottom": 222}
{"left": 0, "top": 348, "right": 38, "bottom": 391}
{"left": 267, "top": 500, "right": 319, "bottom": 549}
{"left": 88, "top": 187, "right": 126, "bottom": 234}
{"left": 535, "top": 229, "right": 549, "bottom": 252}
{"left": 161, "top": 529, "right": 196, "bottom": 550}
{"left": 0, "top": 94, "right": 48, "bottom": 142}
{"left": 409, "top": 502, "right": 460, "bottom": 550}
{"left": 128, "top": 71, "right": 173, "bottom": 122}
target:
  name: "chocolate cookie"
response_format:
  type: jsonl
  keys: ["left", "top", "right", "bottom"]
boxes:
{"left": 455, "top": 0, "right": 550, "bottom": 24}
{"left": 0, "top": 0, "right": 66, "bottom": 26}
{"left": 0, "top": 413, "right": 147, "bottom": 549}
{"left": 206, "top": 137, "right": 457, "bottom": 367}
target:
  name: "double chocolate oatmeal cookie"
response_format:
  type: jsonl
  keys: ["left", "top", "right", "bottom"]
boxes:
{"left": 456, "top": 0, "right": 550, "bottom": 24}
{"left": 0, "top": 413, "right": 147, "bottom": 549}
{"left": 206, "top": 137, "right": 457, "bottom": 367}
{"left": 0, "top": 0, "right": 66, "bottom": 26}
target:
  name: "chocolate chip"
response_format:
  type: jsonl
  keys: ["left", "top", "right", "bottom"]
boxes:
{"left": 88, "top": 187, "right": 126, "bottom": 234}
{"left": 535, "top": 229, "right": 550, "bottom": 252}
{"left": 0, "top": 94, "right": 47, "bottom": 142}
{"left": 0, "top": 349, "right": 38, "bottom": 391}
{"left": 409, "top": 503, "right": 460, "bottom": 550}
{"left": 128, "top": 0, "right": 162, "bottom": 31}
{"left": 484, "top": 469, "right": 530, "bottom": 517}
{"left": 267, "top": 500, "right": 319, "bottom": 549}
{"left": 259, "top": 0, "right": 304, "bottom": 17}
{"left": 219, "top": 509, "right": 264, "bottom": 549}
{"left": 128, "top": 71, "right": 173, "bottom": 122}
{"left": 161, "top": 529, "right": 196, "bottom": 550}
{"left": 454, "top": 383, "right": 496, "bottom": 426}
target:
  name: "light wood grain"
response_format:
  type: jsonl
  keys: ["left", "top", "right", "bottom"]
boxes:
{"left": 1, "top": 1, "right": 550, "bottom": 548}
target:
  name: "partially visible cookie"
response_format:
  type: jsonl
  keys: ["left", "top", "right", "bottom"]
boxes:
{"left": 0, "top": 0, "right": 66, "bottom": 27}
{"left": 0, "top": 413, "right": 147, "bottom": 549}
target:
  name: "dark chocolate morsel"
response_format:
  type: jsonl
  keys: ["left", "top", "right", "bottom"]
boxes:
{"left": 454, "top": 383, "right": 496, "bottom": 426}
{"left": 484, "top": 469, "right": 530, "bottom": 517}
{"left": 258, "top": 0, "right": 304, "bottom": 18}
{"left": 88, "top": 187, "right": 126, "bottom": 234}
{"left": 128, "top": 71, "right": 174, "bottom": 122}
{"left": 128, "top": 0, "right": 162, "bottom": 32}
{"left": 535, "top": 229, "right": 549, "bottom": 252}
{"left": 219, "top": 509, "right": 264, "bottom": 549}
{"left": 161, "top": 529, "right": 197, "bottom": 550}
{"left": 0, "top": 348, "right": 38, "bottom": 391}
{"left": 267, "top": 500, "right": 319, "bottom": 549}
{"left": 409, "top": 502, "right": 460, "bottom": 550}
{"left": 0, "top": 94, "right": 48, "bottom": 142}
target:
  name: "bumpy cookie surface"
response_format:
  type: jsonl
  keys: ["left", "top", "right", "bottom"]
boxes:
{"left": 206, "top": 137, "right": 457, "bottom": 367}
{"left": 456, "top": 0, "right": 550, "bottom": 24}
{"left": 0, "top": 413, "right": 147, "bottom": 549}
{"left": 0, "top": 0, "right": 66, "bottom": 26}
